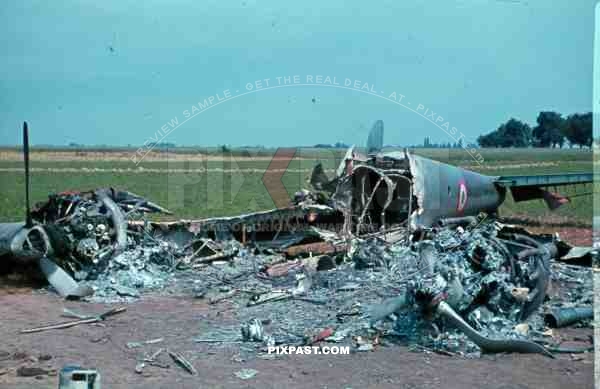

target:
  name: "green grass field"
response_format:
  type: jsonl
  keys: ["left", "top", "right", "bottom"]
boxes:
{"left": 0, "top": 148, "right": 593, "bottom": 225}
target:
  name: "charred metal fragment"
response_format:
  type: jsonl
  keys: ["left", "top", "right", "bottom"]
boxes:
{"left": 39, "top": 256, "right": 94, "bottom": 298}
{"left": 437, "top": 301, "right": 553, "bottom": 357}
{"left": 0, "top": 223, "right": 51, "bottom": 262}
{"left": 519, "top": 255, "right": 551, "bottom": 321}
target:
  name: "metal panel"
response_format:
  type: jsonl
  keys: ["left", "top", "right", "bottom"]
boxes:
{"left": 495, "top": 173, "right": 593, "bottom": 188}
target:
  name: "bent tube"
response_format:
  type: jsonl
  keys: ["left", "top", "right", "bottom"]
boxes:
{"left": 96, "top": 190, "right": 128, "bottom": 254}
{"left": 437, "top": 301, "right": 554, "bottom": 358}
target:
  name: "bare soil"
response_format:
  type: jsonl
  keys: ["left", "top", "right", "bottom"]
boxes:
{"left": 0, "top": 290, "right": 594, "bottom": 389}
{"left": 0, "top": 225, "right": 594, "bottom": 389}
{"left": 501, "top": 215, "right": 592, "bottom": 246}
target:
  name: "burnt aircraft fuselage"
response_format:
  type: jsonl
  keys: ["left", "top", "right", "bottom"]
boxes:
{"left": 331, "top": 150, "right": 505, "bottom": 231}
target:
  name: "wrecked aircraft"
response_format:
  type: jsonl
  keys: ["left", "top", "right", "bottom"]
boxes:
{"left": 3, "top": 121, "right": 595, "bottom": 359}
{"left": 310, "top": 120, "right": 593, "bottom": 231}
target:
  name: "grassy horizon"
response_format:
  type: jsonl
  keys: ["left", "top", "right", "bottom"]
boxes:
{"left": 0, "top": 148, "right": 593, "bottom": 224}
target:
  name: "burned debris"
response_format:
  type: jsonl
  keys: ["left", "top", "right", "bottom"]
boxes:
{"left": 12, "top": 183, "right": 593, "bottom": 359}
{"left": 6, "top": 122, "right": 594, "bottom": 368}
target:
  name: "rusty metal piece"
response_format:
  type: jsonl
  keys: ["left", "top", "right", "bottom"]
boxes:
{"left": 307, "top": 327, "right": 334, "bottom": 345}
{"left": 284, "top": 241, "right": 344, "bottom": 257}
{"left": 263, "top": 260, "right": 303, "bottom": 277}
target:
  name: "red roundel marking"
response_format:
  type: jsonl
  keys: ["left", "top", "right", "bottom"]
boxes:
{"left": 457, "top": 180, "right": 468, "bottom": 213}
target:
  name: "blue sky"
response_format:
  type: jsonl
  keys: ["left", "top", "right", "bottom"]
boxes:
{"left": 0, "top": 0, "right": 595, "bottom": 147}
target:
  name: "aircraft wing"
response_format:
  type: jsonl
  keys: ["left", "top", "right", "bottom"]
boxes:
{"left": 494, "top": 173, "right": 593, "bottom": 210}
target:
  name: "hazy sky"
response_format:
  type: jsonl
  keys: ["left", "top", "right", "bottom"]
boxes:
{"left": 0, "top": 0, "right": 595, "bottom": 147}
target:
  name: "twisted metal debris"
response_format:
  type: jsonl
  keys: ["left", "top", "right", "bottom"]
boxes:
{"left": 3, "top": 182, "right": 593, "bottom": 358}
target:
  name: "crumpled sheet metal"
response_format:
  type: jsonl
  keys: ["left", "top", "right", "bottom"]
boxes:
{"left": 39, "top": 256, "right": 94, "bottom": 298}
{"left": 0, "top": 223, "right": 52, "bottom": 262}
{"left": 0, "top": 222, "right": 93, "bottom": 299}
{"left": 137, "top": 204, "right": 336, "bottom": 235}
{"left": 495, "top": 222, "right": 593, "bottom": 265}
{"left": 2, "top": 188, "right": 176, "bottom": 299}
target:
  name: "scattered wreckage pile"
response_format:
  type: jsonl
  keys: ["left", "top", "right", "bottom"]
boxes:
{"left": 3, "top": 187, "right": 593, "bottom": 360}
{"left": 191, "top": 218, "right": 593, "bottom": 359}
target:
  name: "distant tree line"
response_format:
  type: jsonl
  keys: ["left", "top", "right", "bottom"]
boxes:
{"left": 417, "top": 136, "right": 465, "bottom": 149}
{"left": 477, "top": 111, "right": 592, "bottom": 148}
{"left": 313, "top": 142, "right": 351, "bottom": 149}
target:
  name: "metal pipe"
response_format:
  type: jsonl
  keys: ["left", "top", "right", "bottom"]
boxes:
{"left": 516, "top": 243, "right": 558, "bottom": 261}
{"left": 96, "top": 190, "right": 128, "bottom": 254}
{"left": 407, "top": 183, "right": 412, "bottom": 241}
{"left": 544, "top": 307, "right": 593, "bottom": 328}
{"left": 23, "top": 122, "right": 33, "bottom": 228}
{"left": 437, "top": 216, "right": 478, "bottom": 228}
{"left": 437, "top": 301, "right": 554, "bottom": 358}
{"left": 510, "top": 234, "right": 543, "bottom": 250}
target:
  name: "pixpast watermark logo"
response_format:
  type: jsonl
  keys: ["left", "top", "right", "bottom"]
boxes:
{"left": 132, "top": 74, "right": 484, "bottom": 213}
{"left": 267, "top": 345, "right": 350, "bottom": 355}
{"left": 132, "top": 74, "right": 482, "bottom": 166}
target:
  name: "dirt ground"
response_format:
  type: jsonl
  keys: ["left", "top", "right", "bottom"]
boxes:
{"left": 0, "top": 289, "right": 594, "bottom": 389}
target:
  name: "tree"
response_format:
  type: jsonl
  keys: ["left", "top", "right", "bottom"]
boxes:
{"left": 477, "top": 131, "right": 502, "bottom": 147}
{"left": 563, "top": 112, "right": 592, "bottom": 148}
{"left": 498, "top": 118, "right": 531, "bottom": 147}
{"left": 532, "top": 111, "right": 564, "bottom": 148}
{"left": 477, "top": 118, "right": 531, "bottom": 147}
